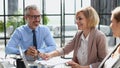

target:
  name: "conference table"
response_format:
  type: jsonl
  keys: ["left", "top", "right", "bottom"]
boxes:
{"left": 0, "top": 55, "right": 71, "bottom": 68}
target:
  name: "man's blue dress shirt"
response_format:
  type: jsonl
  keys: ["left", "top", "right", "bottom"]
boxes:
{"left": 5, "top": 24, "right": 56, "bottom": 54}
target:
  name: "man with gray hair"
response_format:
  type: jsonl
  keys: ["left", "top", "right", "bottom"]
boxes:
{"left": 5, "top": 5, "right": 56, "bottom": 61}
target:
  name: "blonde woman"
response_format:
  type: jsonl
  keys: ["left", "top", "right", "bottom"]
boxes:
{"left": 41, "top": 6, "right": 107, "bottom": 68}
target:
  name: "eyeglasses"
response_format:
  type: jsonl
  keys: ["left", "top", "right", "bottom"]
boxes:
{"left": 27, "top": 15, "right": 41, "bottom": 19}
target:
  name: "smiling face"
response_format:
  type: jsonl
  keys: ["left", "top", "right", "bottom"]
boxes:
{"left": 25, "top": 9, "right": 41, "bottom": 30}
{"left": 110, "top": 15, "right": 120, "bottom": 37}
{"left": 76, "top": 12, "right": 88, "bottom": 30}
{"left": 75, "top": 6, "right": 99, "bottom": 31}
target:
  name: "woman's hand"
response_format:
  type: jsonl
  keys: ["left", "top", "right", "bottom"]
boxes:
{"left": 67, "top": 61, "right": 81, "bottom": 68}
{"left": 67, "top": 61, "right": 90, "bottom": 68}
{"left": 38, "top": 50, "right": 60, "bottom": 60}
{"left": 38, "top": 53, "right": 52, "bottom": 60}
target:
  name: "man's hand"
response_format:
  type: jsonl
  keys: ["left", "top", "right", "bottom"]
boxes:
{"left": 25, "top": 46, "right": 38, "bottom": 59}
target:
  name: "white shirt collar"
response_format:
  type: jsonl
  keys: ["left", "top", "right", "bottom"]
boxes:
{"left": 81, "top": 33, "right": 90, "bottom": 41}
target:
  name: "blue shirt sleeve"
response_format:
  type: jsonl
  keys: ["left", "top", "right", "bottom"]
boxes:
{"left": 5, "top": 29, "right": 21, "bottom": 54}
{"left": 38, "top": 26, "right": 56, "bottom": 53}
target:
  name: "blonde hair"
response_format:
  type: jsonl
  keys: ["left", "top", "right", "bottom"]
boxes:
{"left": 76, "top": 6, "right": 99, "bottom": 28}
{"left": 112, "top": 6, "right": 120, "bottom": 22}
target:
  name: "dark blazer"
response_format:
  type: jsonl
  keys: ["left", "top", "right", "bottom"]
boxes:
{"left": 98, "top": 43, "right": 120, "bottom": 68}
{"left": 61, "top": 28, "right": 107, "bottom": 68}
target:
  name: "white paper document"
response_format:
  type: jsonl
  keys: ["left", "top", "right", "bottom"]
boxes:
{"left": 35, "top": 57, "right": 71, "bottom": 67}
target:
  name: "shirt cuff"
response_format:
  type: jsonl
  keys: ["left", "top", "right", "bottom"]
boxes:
{"left": 90, "top": 65, "right": 92, "bottom": 68}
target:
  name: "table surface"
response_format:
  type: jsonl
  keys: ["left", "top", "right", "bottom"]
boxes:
{"left": 0, "top": 57, "right": 71, "bottom": 68}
